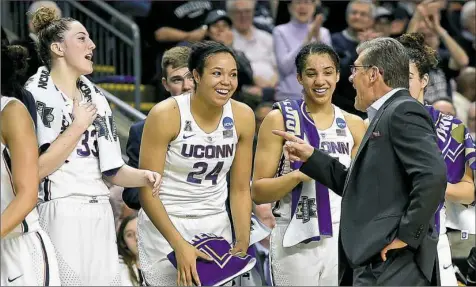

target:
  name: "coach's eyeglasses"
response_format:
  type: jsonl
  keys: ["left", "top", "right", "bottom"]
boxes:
{"left": 350, "top": 65, "right": 372, "bottom": 74}
{"left": 350, "top": 65, "right": 384, "bottom": 76}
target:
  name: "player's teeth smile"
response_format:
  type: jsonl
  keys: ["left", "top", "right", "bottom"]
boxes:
{"left": 313, "top": 88, "right": 327, "bottom": 94}
{"left": 216, "top": 89, "right": 229, "bottom": 96}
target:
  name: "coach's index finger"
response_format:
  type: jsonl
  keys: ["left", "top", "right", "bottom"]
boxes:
{"left": 271, "top": 130, "right": 305, "bottom": 144}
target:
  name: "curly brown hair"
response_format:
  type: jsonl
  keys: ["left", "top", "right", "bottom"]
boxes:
{"left": 30, "top": 6, "right": 75, "bottom": 69}
{"left": 398, "top": 33, "right": 439, "bottom": 79}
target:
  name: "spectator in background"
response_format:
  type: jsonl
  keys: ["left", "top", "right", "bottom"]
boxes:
{"left": 331, "top": 0, "right": 376, "bottom": 118}
{"left": 11, "top": 1, "right": 62, "bottom": 83}
{"left": 227, "top": 0, "right": 279, "bottom": 94}
{"left": 253, "top": 0, "right": 278, "bottom": 33}
{"left": 456, "top": 1, "right": 476, "bottom": 67}
{"left": 117, "top": 215, "right": 141, "bottom": 286}
{"left": 143, "top": 0, "right": 222, "bottom": 92}
{"left": 203, "top": 10, "right": 256, "bottom": 103}
{"left": 454, "top": 67, "right": 476, "bottom": 125}
{"left": 407, "top": 0, "right": 469, "bottom": 103}
{"left": 431, "top": 97, "right": 457, "bottom": 117}
{"left": 373, "top": 6, "right": 394, "bottom": 38}
{"left": 123, "top": 47, "right": 193, "bottom": 211}
{"left": 273, "top": 0, "right": 332, "bottom": 102}
{"left": 468, "top": 104, "right": 476, "bottom": 142}
{"left": 252, "top": 101, "right": 273, "bottom": 163}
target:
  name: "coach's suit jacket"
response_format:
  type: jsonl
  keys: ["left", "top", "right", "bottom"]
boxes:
{"left": 299, "top": 90, "right": 447, "bottom": 284}
{"left": 122, "top": 120, "right": 145, "bottom": 210}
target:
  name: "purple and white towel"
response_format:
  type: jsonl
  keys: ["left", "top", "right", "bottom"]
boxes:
{"left": 167, "top": 233, "right": 256, "bottom": 286}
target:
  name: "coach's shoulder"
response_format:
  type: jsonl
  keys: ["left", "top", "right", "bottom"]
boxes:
{"left": 391, "top": 96, "right": 430, "bottom": 118}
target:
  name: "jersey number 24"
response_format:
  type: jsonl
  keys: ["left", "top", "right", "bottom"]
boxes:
{"left": 187, "top": 161, "right": 224, "bottom": 185}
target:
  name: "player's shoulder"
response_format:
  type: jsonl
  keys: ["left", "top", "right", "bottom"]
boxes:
{"left": 261, "top": 108, "right": 285, "bottom": 132}
{"left": 342, "top": 110, "right": 365, "bottom": 126}
{"left": 230, "top": 99, "right": 254, "bottom": 121}
{"left": 148, "top": 97, "right": 180, "bottom": 121}
{"left": 341, "top": 110, "right": 366, "bottom": 138}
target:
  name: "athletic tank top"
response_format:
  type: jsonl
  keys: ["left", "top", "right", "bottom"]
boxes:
{"left": 38, "top": 93, "right": 109, "bottom": 202}
{"left": 158, "top": 93, "right": 238, "bottom": 217}
{"left": 1, "top": 96, "right": 41, "bottom": 238}
{"left": 273, "top": 104, "right": 354, "bottom": 224}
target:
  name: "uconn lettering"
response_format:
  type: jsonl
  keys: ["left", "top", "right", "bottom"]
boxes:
{"left": 436, "top": 115, "right": 452, "bottom": 143}
{"left": 181, "top": 144, "right": 234, "bottom": 159}
{"left": 38, "top": 70, "right": 49, "bottom": 89}
{"left": 320, "top": 141, "right": 350, "bottom": 155}
{"left": 78, "top": 81, "right": 92, "bottom": 102}
{"left": 282, "top": 101, "right": 301, "bottom": 137}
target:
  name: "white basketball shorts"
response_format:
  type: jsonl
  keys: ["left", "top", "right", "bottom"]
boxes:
{"left": 1, "top": 229, "right": 60, "bottom": 286}
{"left": 38, "top": 196, "right": 122, "bottom": 286}
{"left": 137, "top": 210, "right": 232, "bottom": 286}
{"left": 438, "top": 233, "right": 457, "bottom": 286}
{"left": 270, "top": 223, "right": 339, "bottom": 286}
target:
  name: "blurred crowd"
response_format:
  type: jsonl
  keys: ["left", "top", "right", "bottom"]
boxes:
{"left": 2, "top": 0, "right": 475, "bottom": 285}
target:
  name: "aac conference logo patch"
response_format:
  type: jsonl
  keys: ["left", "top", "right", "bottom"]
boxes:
{"left": 336, "top": 118, "right": 346, "bottom": 129}
{"left": 223, "top": 117, "right": 234, "bottom": 130}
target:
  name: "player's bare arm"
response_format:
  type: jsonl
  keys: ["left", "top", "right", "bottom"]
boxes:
{"left": 139, "top": 99, "right": 211, "bottom": 286}
{"left": 252, "top": 110, "right": 309, "bottom": 205}
{"left": 139, "top": 98, "right": 183, "bottom": 245}
{"left": 343, "top": 111, "right": 367, "bottom": 159}
{"left": 1, "top": 101, "right": 39, "bottom": 238}
{"left": 38, "top": 98, "right": 97, "bottom": 179}
{"left": 446, "top": 163, "right": 475, "bottom": 204}
{"left": 229, "top": 100, "right": 255, "bottom": 253}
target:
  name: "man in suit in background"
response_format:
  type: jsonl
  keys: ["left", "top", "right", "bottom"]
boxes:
{"left": 273, "top": 37, "right": 447, "bottom": 285}
{"left": 122, "top": 46, "right": 193, "bottom": 209}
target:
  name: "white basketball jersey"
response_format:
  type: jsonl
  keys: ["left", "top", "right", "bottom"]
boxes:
{"left": 1, "top": 96, "right": 41, "bottom": 239}
{"left": 158, "top": 93, "right": 238, "bottom": 217}
{"left": 445, "top": 201, "right": 476, "bottom": 234}
{"left": 273, "top": 105, "right": 354, "bottom": 224}
{"left": 38, "top": 94, "right": 109, "bottom": 202}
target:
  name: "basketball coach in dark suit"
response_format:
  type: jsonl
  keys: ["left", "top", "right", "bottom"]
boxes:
{"left": 273, "top": 37, "right": 447, "bottom": 285}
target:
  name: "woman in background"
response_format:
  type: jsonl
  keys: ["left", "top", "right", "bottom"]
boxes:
{"left": 273, "top": 0, "right": 332, "bottom": 101}
{"left": 117, "top": 215, "right": 141, "bottom": 286}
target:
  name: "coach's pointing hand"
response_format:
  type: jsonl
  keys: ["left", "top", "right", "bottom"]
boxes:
{"left": 272, "top": 130, "right": 314, "bottom": 163}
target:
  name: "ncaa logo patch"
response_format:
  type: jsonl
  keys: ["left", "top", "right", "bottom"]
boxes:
{"left": 223, "top": 117, "right": 234, "bottom": 130}
{"left": 336, "top": 118, "right": 346, "bottom": 129}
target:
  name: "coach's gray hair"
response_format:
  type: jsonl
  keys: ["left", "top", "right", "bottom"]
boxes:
{"left": 226, "top": 0, "right": 257, "bottom": 12}
{"left": 460, "top": 1, "right": 475, "bottom": 31}
{"left": 346, "top": 0, "right": 376, "bottom": 19}
{"left": 356, "top": 37, "right": 409, "bottom": 89}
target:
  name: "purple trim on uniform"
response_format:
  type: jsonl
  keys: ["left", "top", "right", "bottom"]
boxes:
{"left": 102, "top": 167, "right": 121, "bottom": 177}
{"left": 276, "top": 100, "right": 305, "bottom": 220}
{"left": 278, "top": 99, "right": 333, "bottom": 239}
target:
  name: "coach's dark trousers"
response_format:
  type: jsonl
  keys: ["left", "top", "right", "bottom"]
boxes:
{"left": 351, "top": 248, "right": 430, "bottom": 286}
